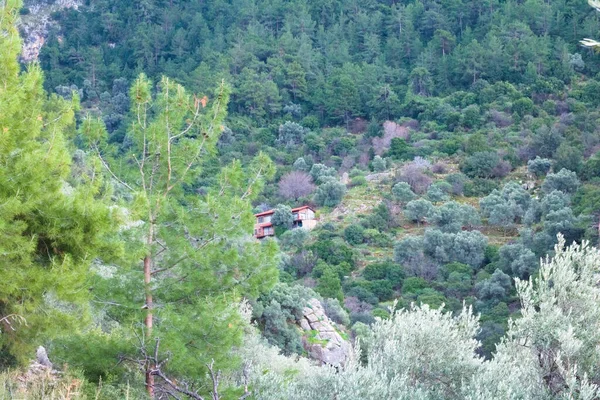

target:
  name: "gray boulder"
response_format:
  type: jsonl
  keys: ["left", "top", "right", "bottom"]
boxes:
{"left": 300, "top": 298, "right": 351, "bottom": 367}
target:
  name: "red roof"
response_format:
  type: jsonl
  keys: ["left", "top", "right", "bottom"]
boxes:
{"left": 254, "top": 205, "right": 314, "bottom": 218}
{"left": 292, "top": 206, "right": 314, "bottom": 212}
{"left": 255, "top": 209, "right": 275, "bottom": 217}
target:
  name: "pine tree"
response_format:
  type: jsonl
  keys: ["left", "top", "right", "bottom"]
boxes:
{"left": 82, "top": 74, "right": 279, "bottom": 397}
{"left": 0, "top": 0, "right": 116, "bottom": 363}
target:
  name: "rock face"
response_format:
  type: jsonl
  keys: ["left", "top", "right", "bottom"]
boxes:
{"left": 300, "top": 298, "right": 351, "bottom": 367}
{"left": 20, "top": 0, "right": 81, "bottom": 62}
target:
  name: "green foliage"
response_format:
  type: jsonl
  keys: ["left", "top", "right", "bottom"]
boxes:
{"left": 429, "top": 201, "right": 480, "bottom": 233}
{"left": 272, "top": 204, "right": 294, "bottom": 228}
{"left": 0, "top": 0, "right": 117, "bottom": 363}
{"left": 80, "top": 73, "right": 280, "bottom": 390}
{"left": 251, "top": 238, "right": 600, "bottom": 399}
{"left": 475, "top": 269, "right": 512, "bottom": 302}
{"left": 527, "top": 157, "right": 553, "bottom": 177}
{"left": 461, "top": 151, "right": 501, "bottom": 178}
{"left": 498, "top": 243, "right": 538, "bottom": 279}
{"left": 309, "top": 164, "right": 336, "bottom": 183}
{"left": 372, "top": 155, "right": 387, "bottom": 172}
{"left": 363, "top": 262, "right": 404, "bottom": 290}
{"left": 344, "top": 224, "right": 365, "bottom": 246}
{"left": 581, "top": 152, "right": 600, "bottom": 181}
{"left": 313, "top": 177, "right": 346, "bottom": 207}
{"left": 392, "top": 182, "right": 416, "bottom": 204}
{"left": 542, "top": 168, "right": 581, "bottom": 194}
{"left": 316, "top": 267, "right": 344, "bottom": 303}
{"left": 423, "top": 229, "right": 488, "bottom": 267}
{"left": 554, "top": 143, "right": 583, "bottom": 174}
{"left": 511, "top": 97, "right": 534, "bottom": 117}
{"left": 279, "top": 228, "right": 310, "bottom": 249}
{"left": 310, "top": 239, "right": 355, "bottom": 267}
{"left": 387, "top": 138, "right": 412, "bottom": 160}
{"left": 404, "top": 199, "right": 434, "bottom": 225}
{"left": 255, "top": 283, "right": 317, "bottom": 355}
{"left": 278, "top": 121, "right": 309, "bottom": 148}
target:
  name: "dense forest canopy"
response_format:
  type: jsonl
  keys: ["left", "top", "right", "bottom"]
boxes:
{"left": 1, "top": 0, "right": 600, "bottom": 398}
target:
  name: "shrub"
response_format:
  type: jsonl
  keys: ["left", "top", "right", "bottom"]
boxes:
{"left": 392, "top": 182, "right": 416, "bottom": 204}
{"left": 404, "top": 199, "right": 434, "bottom": 225}
{"left": 344, "top": 224, "right": 365, "bottom": 245}
{"left": 309, "top": 163, "right": 337, "bottom": 183}
{"left": 314, "top": 177, "right": 346, "bottom": 207}
{"left": 542, "top": 169, "right": 580, "bottom": 194}
{"left": 372, "top": 155, "right": 387, "bottom": 172}
{"left": 461, "top": 151, "right": 501, "bottom": 178}
{"left": 272, "top": 204, "right": 294, "bottom": 228}
{"left": 527, "top": 156, "right": 552, "bottom": 177}
{"left": 322, "top": 298, "right": 350, "bottom": 326}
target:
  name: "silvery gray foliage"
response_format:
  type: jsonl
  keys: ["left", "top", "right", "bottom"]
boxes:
{"left": 480, "top": 181, "right": 531, "bottom": 226}
{"left": 243, "top": 236, "right": 600, "bottom": 400}
{"left": 392, "top": 182, "right": 416, "bottom": 204}
{"left": 422, "top": 229, "right": 488, "bottom": 267}
{"left": 428, "top": 201, "right": 480, "bottom": 233}
{"left": 527, "top": 156, "right": 553, "bottom": 177}
{"left": 309, "top": 163, "right": 337, "bottom": 184}
{"left": 542, "top": 168, "right": 580, "bottom": 194}
{"left": 293, "top": 157, "right": 310, "bottom": 172}
{"left": 252, "top": 303, "right": 480, "bottom": 400}
{"left": 372, "top": 155, "right": 387, "bottom": 172}
{"left": 278, "top": 121, "right": 309, "bottom": 147}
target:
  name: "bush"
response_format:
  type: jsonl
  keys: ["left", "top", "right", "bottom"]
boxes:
{"left": 542, "top": 169, "right": 580, "bottom": 194}
{"left": 272, "top": 204, "right": 294, "bottom": 228}
{"left": 401, "top": 277, "right": 429, "bottom": 294}
{"left": 363, "top": 261, "right": 405, "bottom": 289}
{"left": 322, "top": 298, "right": 351, "bottom": 326}
{"left": 350, "top": 175, "right": 367, "bottom": 187}
{"left": 445, "top": 173, "right": 467, "bottom": 195}
{"left": 293, "top": 157, "right": 310, "bottom": 172}
{"left": 464, "top": 178, "right": 499, "bottom": 197}
{"left": 344, "top": 224, "right": 365, "bottom": 245}
{"left": 475, "top": 269, "right": 512, "bottom": 302}
{"left": 404, "top": 199, "right": 434, "bottom": 225}
{"left": 310, "top": 239, "right": 355, "bottom": 267}
{"left": 280, "top": 228, "right": 310, "bottom": 249}
{"left": 461, "top": 151, "right": 501, "bottom": 178}
{"left": 314, "top": 177, "right": 346, "bottom": 207}
{"left": 309, "top": 163, "right": 337, "bottom": 183}
{"left": 392, "top": 182, "right": 416, "bottom": 204}
{"left": 527, "top": 156, "right": 552, "bottom": 177}
{"left": 278, "top": 121, "right": 308, "bottom": 147}
{"left": 427, "top": 181, "right": 452, "bottom": 203}
{"left": 581, "top": 151, "right": 600, "bottom": 181}
{"left": 372, "top": 155, "right": 387, "bottom": 172}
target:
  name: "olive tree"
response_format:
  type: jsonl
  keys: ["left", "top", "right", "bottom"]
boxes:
{"left": 542, "top": 168, "right": 580, "bottom": 194}
{"left": 527, "top": 157, "right": 552, "bottom": 177}
{"left": 404, "top": 199, "right": 434, "bottom": 226}
{"left": 392, "top": 182, "right": 416, "bottom": 204}
{"left": 314, "top": 176, "right": 346, "bottom": 207}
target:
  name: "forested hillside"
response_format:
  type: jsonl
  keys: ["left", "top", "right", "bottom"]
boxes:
{"left": 2, "top": 0, "right": 600, "bottom": 398}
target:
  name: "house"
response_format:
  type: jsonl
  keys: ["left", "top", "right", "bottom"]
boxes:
{"left": 254, "top": 206, "right": 317, "bottom": 239}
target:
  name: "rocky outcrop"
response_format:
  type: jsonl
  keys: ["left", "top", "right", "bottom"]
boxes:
{"left": 300, "top": 298, "right": 351, "bottom": 367}
{"left": 20, "top": 0, "right": 81, "bottom": 62}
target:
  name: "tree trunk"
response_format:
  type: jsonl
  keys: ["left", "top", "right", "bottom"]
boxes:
{"left": 144, "top": 222, "right": 155, "bottom": 397}
{"left": 144, "top": 253, "right": 154, "bottom": 397}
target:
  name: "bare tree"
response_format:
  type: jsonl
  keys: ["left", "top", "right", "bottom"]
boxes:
{"left": 278, "top": 171, "right": 316, "bottom": 200}
{"left": 396, "top": 162, "right": 433, "bottom": 194}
